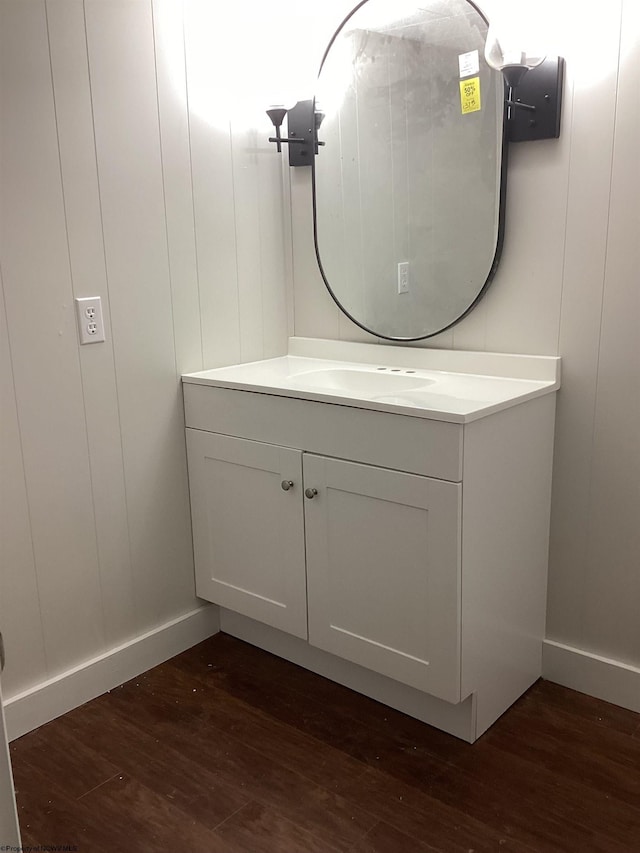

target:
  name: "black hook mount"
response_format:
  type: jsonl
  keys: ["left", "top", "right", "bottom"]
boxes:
{"left": 506, "top": 56, "right": 565, "bottom": 142}
{"left": 267, "top": 100, "right": 324, "bottom": 166}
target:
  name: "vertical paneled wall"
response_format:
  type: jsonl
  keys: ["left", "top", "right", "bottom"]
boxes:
{"left": 549, "top": 0, "right": 640, "bottom": 665}
{"left": 0, "top": 0, "right": 290, "bottom": 698}
{"left": 0, "top": 0, "right": 636, "bottom": 704}
{"left": 291, "top": 0, "right": 640, "bottom": 669}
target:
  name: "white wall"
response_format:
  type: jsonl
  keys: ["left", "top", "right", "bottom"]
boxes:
{"left": 0, "top": 0, "right": 290, "bottom": 699}
{"left": 291, "top": 0, "right": 640, "bottom": 673}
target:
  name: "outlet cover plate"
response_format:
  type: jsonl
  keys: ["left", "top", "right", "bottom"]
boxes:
{"left": 75, "top": 296, "right": 105, "bottom": 344}
{"left": 397, "top": 262, "right": 409, "bottom": 294}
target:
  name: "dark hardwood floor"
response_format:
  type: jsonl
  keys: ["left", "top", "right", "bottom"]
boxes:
{"left": 10, "top": 633, "right": 640, "bottom": 852}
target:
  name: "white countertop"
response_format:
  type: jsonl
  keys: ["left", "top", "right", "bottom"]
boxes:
{"left": 182, "top": 338, "right": 561, "bottom": 424}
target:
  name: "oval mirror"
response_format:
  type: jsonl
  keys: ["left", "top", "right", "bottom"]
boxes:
{"left": 313, "top": 0, "right": 506, "bottom": 340}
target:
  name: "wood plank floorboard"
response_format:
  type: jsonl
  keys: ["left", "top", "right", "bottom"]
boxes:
{"left": 10, "top": 633, "right": 640, "bottom": 852}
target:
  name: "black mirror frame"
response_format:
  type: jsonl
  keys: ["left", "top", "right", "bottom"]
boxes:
{"left": 311, "top": 0, "right": 510, "bottom": 342}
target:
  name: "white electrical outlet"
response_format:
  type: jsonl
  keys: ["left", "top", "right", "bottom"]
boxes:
{"left": 397, "top": 262, "right": 409, "bottom": 294}
{"left": 75, "top": 296, "right": 105, "bottom": 344}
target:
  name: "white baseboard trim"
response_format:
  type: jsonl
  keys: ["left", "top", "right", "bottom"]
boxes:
{"left": 4, "top": 604, "right": 220, "bottom": 741}
{"left": 543, "top": 639, "right": 640, "bottom": 713}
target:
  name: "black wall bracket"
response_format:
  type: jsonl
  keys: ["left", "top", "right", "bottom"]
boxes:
{"left": 268, "top": 99, "right": 324, "bottom": 166}
{"left": 508, "top": 56, "right": 565, "bottom": 143}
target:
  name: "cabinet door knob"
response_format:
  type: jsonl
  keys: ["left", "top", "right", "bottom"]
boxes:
{"left": 305, "top": 487, "right": 318, "bottom": 499}
{"left": 281, "top": 480, "right": 294, "bottom": 491}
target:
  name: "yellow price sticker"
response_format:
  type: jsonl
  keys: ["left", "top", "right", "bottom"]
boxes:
{"left": 460, "top": 76, "right": 481, "bottom": 114}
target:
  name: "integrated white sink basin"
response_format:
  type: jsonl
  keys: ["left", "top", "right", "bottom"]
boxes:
{"left": 289, "top": 367, "right": 436, "bottom": 395}
{"left": 182, "top": 337, "right": 561, "bottom": 423}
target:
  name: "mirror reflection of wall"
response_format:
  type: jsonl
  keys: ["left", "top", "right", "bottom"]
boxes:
{"left": 314, "top": 0, "right": 505, "bottom": 340}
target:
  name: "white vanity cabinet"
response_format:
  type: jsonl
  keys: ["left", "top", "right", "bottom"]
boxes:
{"left": 183, "top": 338, "right": 560, "bottom": 742}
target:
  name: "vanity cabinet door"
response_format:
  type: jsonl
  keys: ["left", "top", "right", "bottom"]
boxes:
{"left": 186, "top": 429, "right": 308, "bottom": 638}
{"left": 304, "top": 455, "right": 462, "bottom": 703}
